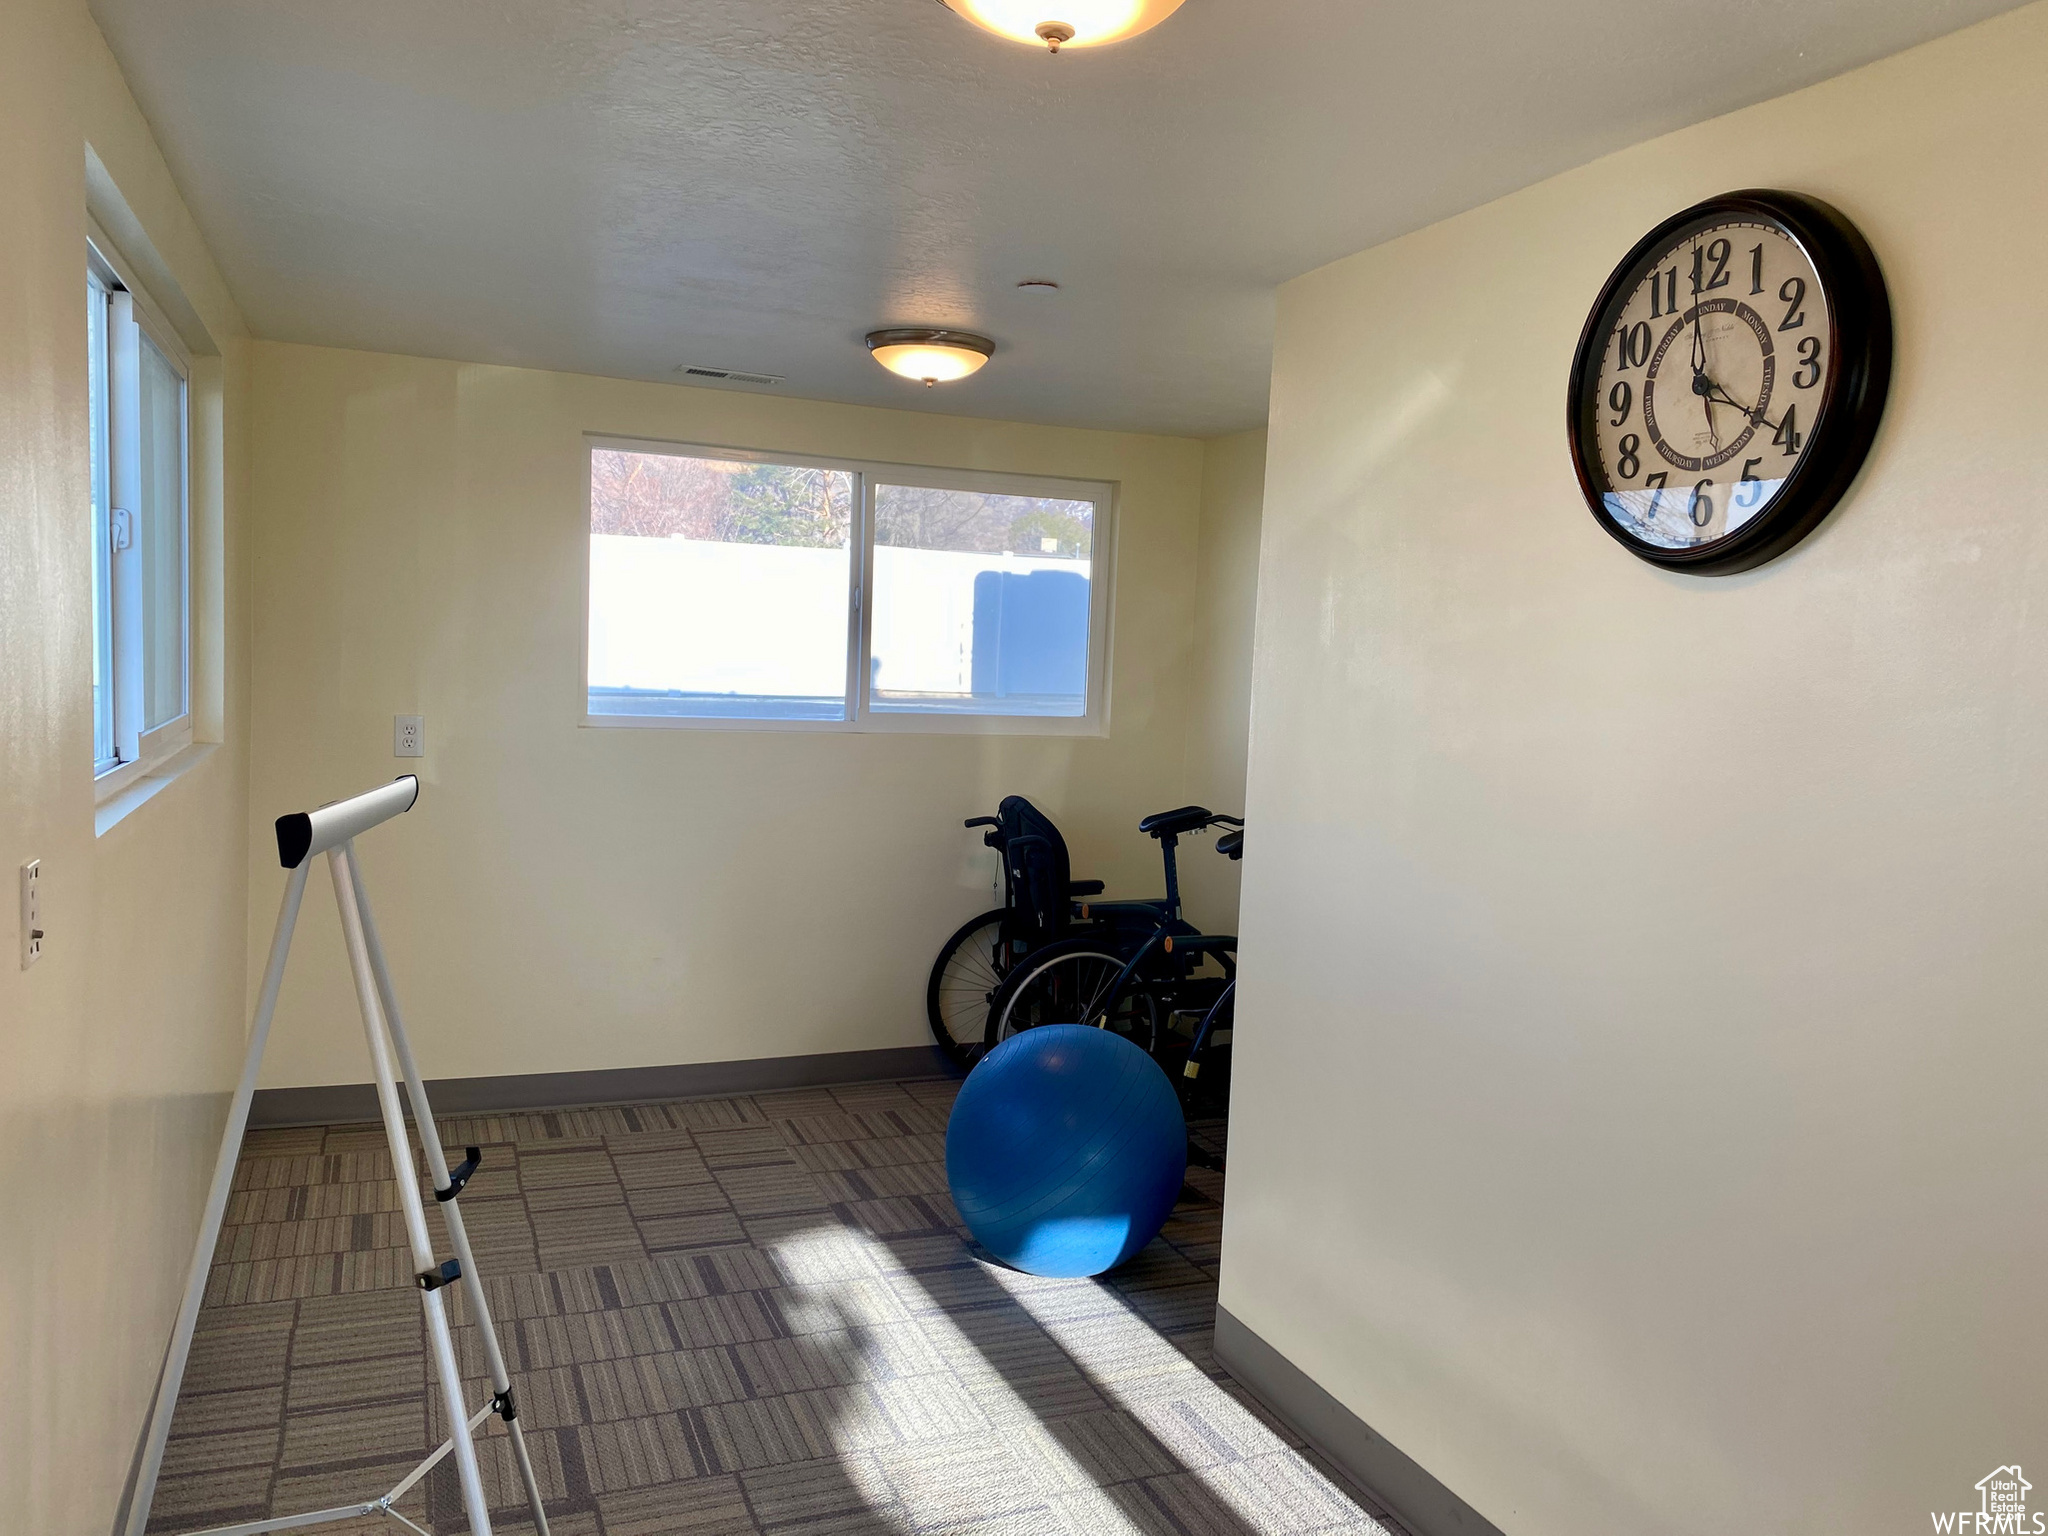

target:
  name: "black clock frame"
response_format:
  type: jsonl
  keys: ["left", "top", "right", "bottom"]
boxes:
{"left": 1566, "top": 189, "right": 1892, "bottom": 576}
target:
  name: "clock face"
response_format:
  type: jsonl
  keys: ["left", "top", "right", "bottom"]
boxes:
{"left": 1567, "top": 192, "right": 1892, "bottom": 575}
{"left": 1591, "top": 219, "right": 1830, "bottom": 550}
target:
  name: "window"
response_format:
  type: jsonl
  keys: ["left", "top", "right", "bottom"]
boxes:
{"left": 585, "top": 439, "right": 1112, "bottom": 731}
{"left": 87, "top": 235, "right": 192, "bottom": 794}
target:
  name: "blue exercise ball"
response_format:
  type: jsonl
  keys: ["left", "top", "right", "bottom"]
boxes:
{"left": 945, "top": 1024, "right": 1187, "bottom": 1278}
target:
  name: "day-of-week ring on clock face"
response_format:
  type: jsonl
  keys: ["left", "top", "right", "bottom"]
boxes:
{"left": 1566, "top": 190, "right": 1892, "bottom": 576}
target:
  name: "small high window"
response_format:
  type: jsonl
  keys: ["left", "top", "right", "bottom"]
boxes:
{"left": 585, "top": 440, "right": 1113, "bottom": 732}
{"left": 88, "top": 236, "right": 192, "bottom": 795}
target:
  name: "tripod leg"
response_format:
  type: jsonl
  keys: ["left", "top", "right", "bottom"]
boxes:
{"left": 348, "top": 854, "right": 553, "bottom": 1536}
{"left": 329, "top": 843, "right": 494, "bottom": 1536}
{"left": 121, "top": 860, "right": 312, "bottom": 1536}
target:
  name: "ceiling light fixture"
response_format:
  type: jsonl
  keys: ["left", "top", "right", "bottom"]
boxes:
{"left": 937, "top": 0, "right": 1186, "bottom": 53}
{"left": 865, "top": 329, "right": 994, "bottom": 387}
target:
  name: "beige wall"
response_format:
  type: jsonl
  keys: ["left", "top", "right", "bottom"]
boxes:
{"left": 0, "top": 1, "right": 251, "bottom": 1530}
{"left": 245, "top": 343, "right": 1223, "bottom": 1087}
{"left": 1223, "top": 6, "right": 2048, "bottom": 1533}
{"left": 1179, "top": 429, "right": 1266, "bottom": 936}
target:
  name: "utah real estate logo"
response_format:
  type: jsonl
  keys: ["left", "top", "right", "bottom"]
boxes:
{"left": 1934, "top": 1467, "right": 2042, "bottom": 1534}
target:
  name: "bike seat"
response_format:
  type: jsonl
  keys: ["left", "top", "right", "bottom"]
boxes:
{"left": 1217, "top": 830, "right": 1243, "bottom": 861}
{"left": 1138, "top": 805, "right": 1215, "bottom": 838}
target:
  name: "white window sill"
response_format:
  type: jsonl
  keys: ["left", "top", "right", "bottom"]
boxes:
{"left": 96, "top": 742, "right": 217, "bottom": 837}
{"left": 581, "top": 704, "right": 1107, "bottom": 737}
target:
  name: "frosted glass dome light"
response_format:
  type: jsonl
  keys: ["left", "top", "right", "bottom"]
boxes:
{"left": 938, "top": 0, "right": 1188, "bottom": 52}
{"left": 866, "top": 329, "right": 995, "bottom": 387}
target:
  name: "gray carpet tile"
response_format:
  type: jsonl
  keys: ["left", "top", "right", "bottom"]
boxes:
{"left": 148, "top": 1077, "right": 1405, "bottom": 1536}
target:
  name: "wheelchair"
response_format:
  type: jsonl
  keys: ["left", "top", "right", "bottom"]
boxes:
{"left": 925, "top": 795, "right": 1113, "bottom": 1069}
{"left": 925, "top": 797, "right": 1243, "bottom": 1109}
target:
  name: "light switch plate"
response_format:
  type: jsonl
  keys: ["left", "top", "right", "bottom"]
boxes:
{"left": 20, "top": 860, "right": 42, "bottom": 969}
{"left": 394, "top": 715, "right": 425, "bottom": 758}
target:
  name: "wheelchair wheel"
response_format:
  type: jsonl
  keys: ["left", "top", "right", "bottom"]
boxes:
{"left": 986, "top": 939, "right": 1160, "bottom": 1057}
{"left": 927, "top": 908, "right": 1009, "bottom": 1070}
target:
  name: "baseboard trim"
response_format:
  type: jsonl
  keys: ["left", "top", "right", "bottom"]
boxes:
{"left": 1213, "top": 1306, "right": 1506, "bottom": 1536}
{"left": 249, "top": 1045, "right": 962, "bottom": 1127}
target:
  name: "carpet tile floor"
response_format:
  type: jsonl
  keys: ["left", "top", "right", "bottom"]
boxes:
{"left": 149, "top": 1077, "right": 1402, "bottom": 1536}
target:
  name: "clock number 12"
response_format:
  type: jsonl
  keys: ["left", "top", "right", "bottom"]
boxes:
{"left": 1690, "top": 239, "right": 1731, "bottom": 295}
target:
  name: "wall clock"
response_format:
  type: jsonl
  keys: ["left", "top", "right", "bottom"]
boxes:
{"left": 1567, "top": 189, "right": 1892, "bottom": 575}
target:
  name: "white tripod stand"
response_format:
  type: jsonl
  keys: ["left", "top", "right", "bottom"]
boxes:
{"left": 119, "top": 777, "right": 550, "bottom": 1536}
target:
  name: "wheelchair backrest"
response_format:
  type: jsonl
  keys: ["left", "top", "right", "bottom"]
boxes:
{"left": 998, "top": 795, "right": 1073, "bottom": 939}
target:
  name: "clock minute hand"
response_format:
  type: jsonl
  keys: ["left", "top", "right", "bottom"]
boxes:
{"left": 1686, "top": 252, "right": 1720, "bottom": 449}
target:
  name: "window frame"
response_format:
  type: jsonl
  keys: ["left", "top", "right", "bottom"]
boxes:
{"left": 581, "top": 434, "right": 1117, "bottom": 736}
{"left": 88, "top": 224, "right": 194, "bottom": 802}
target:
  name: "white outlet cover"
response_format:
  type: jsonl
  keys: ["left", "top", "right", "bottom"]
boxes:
{"left": 394, "top": 715, "right": 425, "bottom": 758}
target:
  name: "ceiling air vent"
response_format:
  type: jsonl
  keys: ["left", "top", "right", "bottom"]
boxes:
{"left": 678, "top": 365, "right": 785, "bottom": 387}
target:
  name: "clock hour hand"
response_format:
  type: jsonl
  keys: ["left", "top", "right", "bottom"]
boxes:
{"left": 1699, "top": 376, "right": 1787, "bottom": 439}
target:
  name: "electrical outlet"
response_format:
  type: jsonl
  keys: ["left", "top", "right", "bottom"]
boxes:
{"left": 394, "top": 715, "right": 425, "bottom": 758}
{"left": 20, "top": 860, "right": 43, "bottom": 969}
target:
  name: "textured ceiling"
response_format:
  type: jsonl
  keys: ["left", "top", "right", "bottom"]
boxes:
{"left": 91, "top": 0, "right": 2020, "bottom": 437}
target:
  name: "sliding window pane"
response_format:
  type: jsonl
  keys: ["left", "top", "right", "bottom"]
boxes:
{"left": 137, "top": 332, "right": 188, "bottom": 731}
{"left": 87, "top": 277, "right": 115, "bottom": 767}
{"left": 870, "top": 484, "right": 1093, "bottom": 717}
{"left": 588, "top": 448, "right": 854, "bottom": 720}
